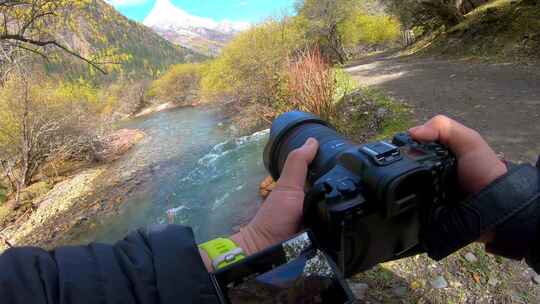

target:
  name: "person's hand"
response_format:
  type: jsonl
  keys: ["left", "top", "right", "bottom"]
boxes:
{"left": 409, "top": 115, "right": 508, "bottom": 243}
{"left": 409, "top": 115, "right": 507, "bottom": 195}
{"left": 231, "top": 138, "right": 319, "bottom": 255}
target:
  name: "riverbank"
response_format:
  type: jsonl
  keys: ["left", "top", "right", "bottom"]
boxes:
{"left": 133, "top": 101, "right": 201, "bottom": 119}
{"left": 0, "top": 128, "right": 146, "bottom": 251}
{"left": 1, "top": 104, "right": 268, "bottom": 251}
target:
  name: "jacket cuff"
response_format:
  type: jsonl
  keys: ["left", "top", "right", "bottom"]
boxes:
{"left": 145, "top": 225, "right": 218, "bottom": 304}
{"left": 423, "top": 164, "right": 540, "bottom": 260}
{"left": 485, "top": 163, "right": 540, "bottom": 259}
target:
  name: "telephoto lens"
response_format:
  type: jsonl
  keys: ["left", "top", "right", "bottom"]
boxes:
{"left": 263, "top": 111, "right": 355, "bottom": 184}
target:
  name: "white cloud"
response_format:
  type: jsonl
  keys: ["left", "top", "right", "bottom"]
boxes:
{"left": 105, "top": 0, "right": 148, "bottom": 7}
{"left": 239, "top": 1, "right": 248, "bottom": 6}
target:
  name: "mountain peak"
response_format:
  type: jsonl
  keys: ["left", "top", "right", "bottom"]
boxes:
{"left": 143, "top": 0, "right": 250, "bottom": 55}
{"left": 143, "top": 0, "right": 249, "bottom": 33}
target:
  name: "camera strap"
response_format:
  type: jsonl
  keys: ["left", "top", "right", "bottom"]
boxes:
{"left": 421, "top": 163, "right": 540, "bottom": 261}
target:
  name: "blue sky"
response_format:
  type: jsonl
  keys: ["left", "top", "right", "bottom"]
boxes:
{"left": 107, "top": 0, "right": 296, "bottom": 23}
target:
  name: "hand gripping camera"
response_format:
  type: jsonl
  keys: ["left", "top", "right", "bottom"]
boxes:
{"left": 263, "top": 111, "right": 459, "bottom": 276}
{"left": 211, "top": 111, "right": 459, "bottom": 304}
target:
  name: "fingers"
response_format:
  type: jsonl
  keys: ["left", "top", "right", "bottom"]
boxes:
{"left": 409, "top": 115, "right": 484, "bottom": 157}
{"left": 276, "top": 138, "right": 319, "bottom": 190}
{"left": 409, "top": 115, "right": 507, "bottom": 194}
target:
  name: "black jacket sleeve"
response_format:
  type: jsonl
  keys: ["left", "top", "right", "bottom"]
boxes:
{"left": 0, "top": 225, "right": 219, "bottom": 304}
{"left": 421, "top": 156, "right": 540, "bottom": 271}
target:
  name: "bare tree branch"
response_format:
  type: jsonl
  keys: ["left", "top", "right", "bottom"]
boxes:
{"left": 1, "top": 34, "right": 108, "bottom": 74}
{"left": 0, "top": 0, "right": 110, "bottom": 78}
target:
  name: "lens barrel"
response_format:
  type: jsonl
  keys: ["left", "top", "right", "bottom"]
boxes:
{"left": 264, "top": 111, "right": 355, "bottom": 183}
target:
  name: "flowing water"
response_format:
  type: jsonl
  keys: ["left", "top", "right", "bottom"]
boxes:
{"left": 81, "top": 106, "right": 269, "bottom": 244}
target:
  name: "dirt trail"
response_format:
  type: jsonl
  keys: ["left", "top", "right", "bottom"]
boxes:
{"left": 346, "top": 53, "right": 540, "bottom": 164}
{"left": 345, "top": 54, "right": 540, "bottom": 302}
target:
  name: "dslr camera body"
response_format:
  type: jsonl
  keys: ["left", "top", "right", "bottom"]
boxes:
{"left": 263, "top": 111, "right": 459, "bottom": 276}
{"left": 210, "top": 111, "right": 459, "bottom": 304}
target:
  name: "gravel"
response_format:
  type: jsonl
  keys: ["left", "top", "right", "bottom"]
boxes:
{"left": 464, "top": 252, "right": 478, "bottom": 263}
{"left": 348, "top": 281, "right": 369, "bottom": 300}
{"left": 488, "top": 276, "right": 500, "bottom": 287}
{"left": 392, "top": 286, "right": 408, "bottom": 297}
{"left": 430, "top": 276, "right": 448, "bottom": 289}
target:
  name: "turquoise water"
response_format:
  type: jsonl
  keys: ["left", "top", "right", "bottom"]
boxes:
{"left": 85, "top": 106, "right": 269, "bottom": 244}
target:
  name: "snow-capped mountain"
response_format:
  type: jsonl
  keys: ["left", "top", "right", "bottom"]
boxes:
{"left": 143, "top": 0, "right": 250, "bottom": 55}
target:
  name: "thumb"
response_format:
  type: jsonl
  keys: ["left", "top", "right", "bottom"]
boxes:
{"left": 276, "top": 138, "right": 319, "bottom": 190}
{"left": 409, "top": 125, "right": 440, "bottom": 142}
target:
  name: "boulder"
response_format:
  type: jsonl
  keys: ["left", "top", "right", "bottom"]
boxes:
{"left": 98, "top": 129, "right": 145, "bottom": 162}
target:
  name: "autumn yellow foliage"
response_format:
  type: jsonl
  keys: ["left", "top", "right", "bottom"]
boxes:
{"left": 200, "top": 19, "right": 308, "bottom": 105}
{"left": 196, "top": 4, "right": 400, "bottom": 113}
{"left": 0, "top": 75, "right": 109, "bottom": 186}
{"left": 148, "top": 63, "right": 204, "bottom": 105}
{"left": 339, "top": 11, "right": 402, "bottom": 47}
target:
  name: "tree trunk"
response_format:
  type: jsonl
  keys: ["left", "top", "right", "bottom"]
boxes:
{"left": 461, "top": 0, "right": 489, "bottom": 14}
{"left": 14, "top": 185, "right": 21, "bottom": 206}
{"left": 21, "top": 156, "right": 30, "bottom": 187}
{"left": 20, "top": 77, "right": 32, "bottom": 188}
{"left": 443, "top": 1, "right": 466, "bottom": 25}
{"left": 422, "top": 0, "right": 465, "bottom": 26}
{"left": 328, "top": 24, "right": 346, "bottom": 64}
{"left": 330, "top": 44, "right": 346, "bottom": 64}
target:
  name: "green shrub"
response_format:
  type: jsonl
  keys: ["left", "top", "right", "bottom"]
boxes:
{"left": 0, "top": 75, "right": 105, "bottom": 188}
{"left": 0, "top": 184, "right": 7, "bottom": 204}
{"left": 333, "top": 68, "right": 358, "bottom": 102}
{"left": 200, "top": 19, "right": 307, "bottom": 106}
{"left": 339, "top": 11, "right": 402, "bottom": 47}
{"left": 149, "top": 63, "right": 204, "bottom": 105}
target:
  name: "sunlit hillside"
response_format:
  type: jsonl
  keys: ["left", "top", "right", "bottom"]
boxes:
{"left": 44, "top": 0, "right": 207, "bottom": 80}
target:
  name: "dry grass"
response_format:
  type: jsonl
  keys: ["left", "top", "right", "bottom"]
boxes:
{"left": 286, "top": 48, "right": 337, "bottom": 122}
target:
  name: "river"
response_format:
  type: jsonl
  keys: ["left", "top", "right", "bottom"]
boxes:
{"left": 76, "top": 106, "right": 269, "bottom": 244}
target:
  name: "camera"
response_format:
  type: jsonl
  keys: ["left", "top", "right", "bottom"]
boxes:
{"left": 211, "top": 111, "right": 459, "bottom": 304}
{"left": 263, "top": 111, "right": 459, "bottom": 276}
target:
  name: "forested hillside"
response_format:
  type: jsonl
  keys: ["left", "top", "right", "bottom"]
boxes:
{"left": 45, "top": 0, "right": 206, "bottom": 80}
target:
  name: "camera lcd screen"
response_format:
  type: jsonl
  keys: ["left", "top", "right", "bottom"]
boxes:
{"left": 212, "top": 232, "right": 353, "bottom": 304}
